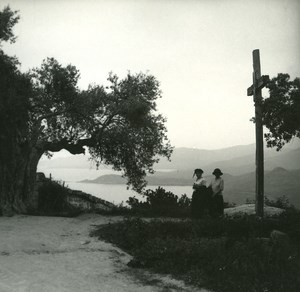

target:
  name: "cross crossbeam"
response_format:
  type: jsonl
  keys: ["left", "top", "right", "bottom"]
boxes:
{"left": 247, "top": 75, "right": 269, "bottom": 97}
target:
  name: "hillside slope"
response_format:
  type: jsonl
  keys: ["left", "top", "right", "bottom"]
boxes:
{"left": 203, "top": 147, "right": 300, "bottom": 175}
{"left": 224, "top": 168, "right": 300, "bottom": 207}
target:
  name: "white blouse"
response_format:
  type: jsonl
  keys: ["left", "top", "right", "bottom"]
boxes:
{"left": 193, "top": 178, "right": 207, "bottom": 188}
{"left": 209, "top": 177, "right": 224, "bottom": 195}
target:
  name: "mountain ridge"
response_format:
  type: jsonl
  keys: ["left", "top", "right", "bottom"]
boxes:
{"left": 81, "top": 168, "right": 300, "bottom": 208}
{"left": 38, "top": 142, "right": 300, "bottom": 175}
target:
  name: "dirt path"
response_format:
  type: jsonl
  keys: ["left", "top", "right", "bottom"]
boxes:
{"left": 0, "top": 214, "right": 205, "bottom": 292}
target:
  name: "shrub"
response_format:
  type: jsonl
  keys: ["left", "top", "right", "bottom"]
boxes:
{"left": 265, "top": 195, "right": 294, "bottom": 210}
{"left": 126, "top": 187, "right": 191, "bottom": 217}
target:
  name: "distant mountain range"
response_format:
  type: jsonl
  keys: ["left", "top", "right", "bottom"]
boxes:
{"left": 81, "top": 168, "right": 300, "bottom": 208}
{"left": 154, "top": 143, "right": 300, "bottom": 175}
{"left": 224, "top": 168, "right": 300, "bottom": 207}
{"left": 39, "top": 141, "right": 300, "bottom": 175}
{"left": 39, "top": 141, "right": 300, "bottom": 207}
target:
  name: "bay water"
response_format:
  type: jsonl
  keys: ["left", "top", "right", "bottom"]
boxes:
{"left": 37, "top": 167, "right": 192, "bottom": 205}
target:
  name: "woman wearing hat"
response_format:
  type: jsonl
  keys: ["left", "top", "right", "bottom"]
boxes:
{"left": 191, "top": 168, "right": 209, "bottom": 218}
{"left": 209, "top": 168, "right": 224, "bottom": 217}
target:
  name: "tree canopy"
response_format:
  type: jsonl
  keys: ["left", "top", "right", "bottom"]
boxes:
{"left": 262, "top": 73, "right": 300, "bottom": 150}
{"left": 0, "top": 6, "right": 19, "bottom": 44}
{"left": 29, "top": 58, "right": 172, "bottom": 191}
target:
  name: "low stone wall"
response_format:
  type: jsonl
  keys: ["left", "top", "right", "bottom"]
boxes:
{"left": 66, "top": 190, "right": 115, "bottom": 212}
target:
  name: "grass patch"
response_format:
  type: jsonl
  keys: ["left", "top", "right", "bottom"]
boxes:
{"left": 92, "top": 210, "right": 300, "bottom": 292}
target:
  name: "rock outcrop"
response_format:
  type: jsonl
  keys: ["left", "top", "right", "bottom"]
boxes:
{"left": 224, "top": 204, "right": 284, "bottom": 217}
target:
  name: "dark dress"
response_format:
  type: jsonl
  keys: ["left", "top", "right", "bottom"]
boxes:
{"left": 191, "top": 185, "right": 210, "bottom": 218}
{"left": 210, "top": 193, "right": 224, "bottom": 217}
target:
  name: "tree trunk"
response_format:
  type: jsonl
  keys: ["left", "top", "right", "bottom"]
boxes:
{"left": 0, "top": 142, "right": 43, "bottom": 215}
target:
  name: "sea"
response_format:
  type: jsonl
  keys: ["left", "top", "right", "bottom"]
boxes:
{"left": 37, "top": 167, "right": 192, "bottom": 205}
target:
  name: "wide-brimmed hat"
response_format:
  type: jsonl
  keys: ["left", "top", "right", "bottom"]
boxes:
{"left": 193, "top": 168, "right": 203, "bottom": 177}
{"left": 212, "top": 168, "right": 223, "bottom": 176}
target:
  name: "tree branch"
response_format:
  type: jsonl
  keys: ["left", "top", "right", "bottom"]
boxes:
{"left": 43, "top": 138, "right": 94, "bottom": 155}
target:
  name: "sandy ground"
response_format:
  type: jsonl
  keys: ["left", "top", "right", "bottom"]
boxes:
{"left": 0, "top": 214, "right": 205, "bottom": 292}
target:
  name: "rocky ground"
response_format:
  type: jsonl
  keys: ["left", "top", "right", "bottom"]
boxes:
{"left": 224, "top": 204, "right": 284, "bottom": 216}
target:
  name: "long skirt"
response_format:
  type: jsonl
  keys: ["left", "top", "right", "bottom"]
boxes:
{"left": 210, "top": 194, "right": 224, "bottom": 217}
{"left": 191, "top": 187, "right": 210, "bottom": 218}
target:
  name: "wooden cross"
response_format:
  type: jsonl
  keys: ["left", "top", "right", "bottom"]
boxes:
{"left": 247, "top": 49, "right": 269, "bottom": 217}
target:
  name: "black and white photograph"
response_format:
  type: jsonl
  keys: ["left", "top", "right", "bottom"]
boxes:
{"left": 0, "top": 0, "right": 299, "bottom": 291}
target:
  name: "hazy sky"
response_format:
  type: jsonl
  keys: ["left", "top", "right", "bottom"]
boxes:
{"left": 3, "top": 0, "right": 300, "bottom": 150}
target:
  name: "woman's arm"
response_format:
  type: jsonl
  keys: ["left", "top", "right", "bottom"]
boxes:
{"left": 220, "top": 179, "right": 224, "bottom": 191}
{"left": 213, "top": 179, "right": 224, "bottom": 196}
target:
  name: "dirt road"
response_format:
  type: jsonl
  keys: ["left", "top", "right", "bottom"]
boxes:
{"left": 0, "top": 214, "right": 204, "bottom": 292}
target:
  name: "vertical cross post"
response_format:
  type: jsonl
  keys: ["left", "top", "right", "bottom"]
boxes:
{"left": 247, "top": 49, "right": 269, "bottom": 217}
{"left": 253, "top": 50, "right": 264, "bottom": 217}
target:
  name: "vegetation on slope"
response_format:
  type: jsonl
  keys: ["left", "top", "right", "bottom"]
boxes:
{"left": 91, "top": 187, "right": 300, "bottom": 292}
{"left": 92, "top": 211, "right": 300, "bottom": 292}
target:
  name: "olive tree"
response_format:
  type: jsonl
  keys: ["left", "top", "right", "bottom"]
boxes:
{"left": 0, "top": 7, "right": 172, "bottom": 213}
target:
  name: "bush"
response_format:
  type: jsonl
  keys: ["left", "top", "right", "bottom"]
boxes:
{"left": 265, "top": 195, "right": 294, "bottom": 210}
{"left": 126, "top": 187, "right": 191, "bottom": 217}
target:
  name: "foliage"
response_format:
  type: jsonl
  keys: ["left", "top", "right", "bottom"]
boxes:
{"left": 0, "top": 6, "right": 19, "bottom": 44}
{"left": 0, "top": 49, "right": 31, "bottom": 161}
{"left": 126, "top": 187, "right": 191, "bottom": 217}
{"left": 264, "top": 195, "right": 294, "bottom": 210}
{"left": 262, "top": 73, "right": 300, "bottom": 150}
{"left": 0, "top": 7, "right": 33, "bottom": 212}
{"left": 28, "top": 62, "right": 173, "bottom": 191}
{"left": 0, "top": 6, "right": 30, "bottom": 164}
{"left": 92, "top": 212, "right": 300, "bottom": 292}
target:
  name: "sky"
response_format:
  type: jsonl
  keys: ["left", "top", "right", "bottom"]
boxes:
{"left": 2, "top": 0, "right": 300, "bottom": 150}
